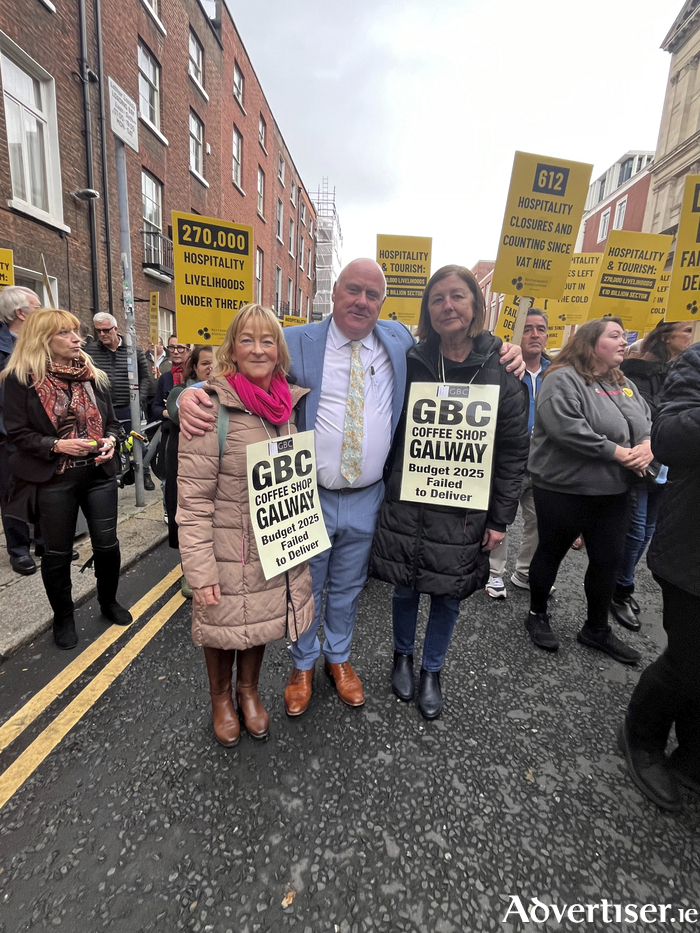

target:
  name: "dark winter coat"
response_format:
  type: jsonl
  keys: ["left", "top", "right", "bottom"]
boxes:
{"left": 0, "top": 321, "right": 16, "bottom": 438}
{"left": 84, "top": 336, "right": 151, "bottom": 409}
{"left": 620, "top": 357, "right": 670, "bottom": 419}
{"left": 647, "top": 343, "right": 700, "bottom": 598}
{"left": 369, "top": 333, "right": 529, "bottom": 600}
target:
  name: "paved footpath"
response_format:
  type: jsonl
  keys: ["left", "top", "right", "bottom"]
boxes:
{"left": 0, "top": 519, "right": 699, "bottom": 933}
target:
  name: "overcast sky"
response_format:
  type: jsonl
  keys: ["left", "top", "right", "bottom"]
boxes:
{"left": 228, "top": 0, "right": 676, "bottom": 272}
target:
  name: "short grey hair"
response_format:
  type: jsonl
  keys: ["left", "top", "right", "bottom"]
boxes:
{"left": 0, "top": 286, "right": 40, "bottom": 325}
{"left": 93, "top": 312, "right": 118, "bottom": 329}
{"left": 527, "top": 307, "right": 549, "bottom": 327}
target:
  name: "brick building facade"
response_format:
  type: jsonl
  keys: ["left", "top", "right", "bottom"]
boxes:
{"left": 0, "top": 0, "right": 316, "bottom": 346}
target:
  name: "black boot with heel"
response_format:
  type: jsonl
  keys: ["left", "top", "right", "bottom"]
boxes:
{"left": 93, "top": 544, "right": 132, "bottom": 625}
{"left": 42, "top": 552, "right": 78, "bottom": 650}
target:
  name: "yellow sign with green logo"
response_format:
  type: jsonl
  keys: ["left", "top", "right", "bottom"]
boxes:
{"left": 377, "top": 234, "right": 432, "bottom": 326}
{"left": 149, "top": 292, "right": 159, "bottom": 345}
{"left": 666, "top": 175, "right": 700, "bottom": 322}
{"left": 543, "top": 253, "right": 602, "bottom": 326}
{"left": 0, "top": 248, "right": 14, "bottom": 288}
{"left": 172, "top": 210, "right": 254, "bottom": 344}
{"left": 492, "top": 152, "right": 592, "bottom": 299}
{"left": 283, "top": 315, "right": 306, "bottom": 327}
{"left": 589, "top": 230, "right": 672, "bottom": 331}
{"left": 494, "top": 295, "right": 521, "bottom": 344}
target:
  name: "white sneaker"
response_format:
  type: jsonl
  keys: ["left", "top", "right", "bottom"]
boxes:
{"left": 486, "top": 575, "right": 507, "bottom": 599}
{"left": 510, "top": 572, "right": 530, "bottom": 590}
{"left": 163, "top": 510, "right": 169, "bottom": 524}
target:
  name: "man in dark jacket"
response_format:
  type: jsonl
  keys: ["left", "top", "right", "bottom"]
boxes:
{"left": 620, "top": 341, "right": 700, "bottom": 812}
{"left": 0, "top": 286, "right": 42, "bottom": 574}
{"left": 85, "top": 312, "right": 155, "bottom": 489}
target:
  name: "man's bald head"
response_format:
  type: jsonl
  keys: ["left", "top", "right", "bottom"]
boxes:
{"left": 332, "top": 259, "right": 387, "bottom": 340}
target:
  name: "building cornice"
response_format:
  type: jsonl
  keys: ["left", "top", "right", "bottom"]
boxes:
{"left": 663, "top": 0, "right": 700, "bottom": 54}
{"left": 649, "top": 127, "right": 700, "bottom": 179}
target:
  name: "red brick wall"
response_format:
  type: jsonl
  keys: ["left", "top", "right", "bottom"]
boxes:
{"left": 581, "top": 172, "right": 651, "bottom": 253}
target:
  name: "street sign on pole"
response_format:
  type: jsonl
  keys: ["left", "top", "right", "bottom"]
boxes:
{"left": 109, "top": 77, "right": 144, "bottom": 506}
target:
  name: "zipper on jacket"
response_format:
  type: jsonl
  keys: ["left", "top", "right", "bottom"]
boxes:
{"left": 410, "top": 505, "right": 425, "bottom": 591}
{"left": 241, "top": 535, "right": 245, "bottom": 566}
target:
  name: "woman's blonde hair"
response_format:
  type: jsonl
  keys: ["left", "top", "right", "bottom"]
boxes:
{"left": 0, "top": 308, "right": 109, "bottom": 388}
{"left": 215, "top": 304, "right": 291, "bottom": 378}
{"left": 545, "top": 316, "right": 627, "bottom": 387}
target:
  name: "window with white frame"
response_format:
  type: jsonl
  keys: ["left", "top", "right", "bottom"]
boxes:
{"left": 1, "top": 45, "right": 62, "bottom": 223}
{"left": 597, "top": 178, "right": 606, "bottom": 203}
{"left": 288, "top": 217, "right": 295, "bottom": 256}
{"left": 290, "top": 181, "right": 296, "bottom": 205}
{"left": 299, "top": 235, "right": 304, "bottom": 269}
{"left": 158, "top": 308, "right": 174, "bottom": 346}
{"left": 189, "top": 110, "right": 203, "bottom": 175}
{"left": 15, "top": 265, "right": 57, "bottom": 308}
{"left": 636, "top": 155, "right": 644, "bottom": 173}
{"left": 142, "top": 169, "right": 162, "bottom": 235}
{"left": 257, "top": 166, "right": 265, "bottom": 216}
{"left": 618, "top": 157, "right": 633, "bottom": 187}
{"left": 278, "top": 154, "right": 285, "bottom": 184}
{"left": 309, "top": 218, "right": 313, "bottom": 238}
{"left": 138, "top": 40, "right": 160, "bottom": 128}
{"left": 306, "top": 295, "right": 310, "bottom": 318}
{"left": 598, "top": 208, "right": 610, "bottom": 242}
{"left": 188, "top": 29, "right": 203, "bottom": 87}
{"left": 297, "top": 287, "right": 302, "bottom": 314}
{"left": 142, "top": 0, "right": 159, "bottom": 15}
{"left": 255, "top": 247, "right": 263, "bottom": 303}
{"left": 307, "top": 247, "right": 312, "bottom": 278}
{"left": 276, "top": 198, "right": 283, "bottom": 240}
{"left": 275, "top": 265, "right": 282, "bottom": 312}
{"left": 287, "top": 277, "right": 293, "bottom": 308}
{"left": 258, "top": 114, "right": 266, "bottom": 149}
{"left": 613, "top": 197, "right": 627, "bottom": 231}
{"left": 300, "top": 202, "right": 306, "bottom": 225}
{"left": 232, "top": 125, "right": 242, "bottom": 188}
{"left": 233, "top": 61, "right": 244, "bottom": 106}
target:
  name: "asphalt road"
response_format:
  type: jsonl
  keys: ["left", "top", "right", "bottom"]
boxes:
{"left": 0, "top": 525, "right": 699, "bottom": 933}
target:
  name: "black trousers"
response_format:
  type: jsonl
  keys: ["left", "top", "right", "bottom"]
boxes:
{"left": 37, "top": 463, "right": 118, "bottom": 555}
{"left": 0, "top": 438, "right": 42, "bottom": 558}
{"left": 529, "top": 486, "right": 631, "bottom": 629}
{"left": 627, "top": 576, "right": 700, "bottom": 769}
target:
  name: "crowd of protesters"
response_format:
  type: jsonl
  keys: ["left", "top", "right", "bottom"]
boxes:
{"left": 0, "top": 261, "right": 697, "bottom": 816}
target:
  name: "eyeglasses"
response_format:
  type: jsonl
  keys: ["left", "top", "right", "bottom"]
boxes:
{"left": 95, "top": 327, "right": 115, "bottom": 335}
{"left": 169, "top": 345, "right": 188, "bottom": 352}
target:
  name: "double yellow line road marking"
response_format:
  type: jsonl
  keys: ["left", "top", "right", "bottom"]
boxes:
{"left": 0, "top": 566, "right": 185, "bottom": 811}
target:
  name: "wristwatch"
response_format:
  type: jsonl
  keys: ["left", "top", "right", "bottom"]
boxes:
{"left": 51, "top": 438, "right": 60, "bottom": 453}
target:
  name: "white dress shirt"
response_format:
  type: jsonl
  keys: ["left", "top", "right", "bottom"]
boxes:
{"left": 315, "top": 318, "right": 394, "bottom": 490}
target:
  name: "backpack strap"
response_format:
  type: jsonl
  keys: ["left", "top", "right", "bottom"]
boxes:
{"left": 217, "top": 404, "right": 229, "bottom": 459}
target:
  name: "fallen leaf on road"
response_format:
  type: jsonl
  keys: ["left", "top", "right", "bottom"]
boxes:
{"left": 525, "top": 768, "right": 535, "bottom": 783}
{"left": 282, "top": 888, "right": 296, "bottom": 907}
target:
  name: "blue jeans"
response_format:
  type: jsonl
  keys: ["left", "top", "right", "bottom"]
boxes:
{"left": 617, "top": 485, "right": 662, "bottom": 589}
{"left": 392, "top": 586, "right": 461, "bottom": 672}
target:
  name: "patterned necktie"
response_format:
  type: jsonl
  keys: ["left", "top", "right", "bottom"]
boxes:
{"left": 340, "top": 340, "right": 364, "bottom": 483}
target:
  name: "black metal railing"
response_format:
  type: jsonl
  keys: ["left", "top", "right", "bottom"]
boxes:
{"left": 142, "top": 231, "right": 174, "bottom": 277}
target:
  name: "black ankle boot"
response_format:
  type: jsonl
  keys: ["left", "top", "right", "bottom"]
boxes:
{"left": 610, "top": 594, "right": 641, "bottom": 632}
{"left": 93, "top": 545, "right": 132, "bottom": 625}
{"left": 42, "top": 552, "right": 78, "bottom": 650}
{"left": 391, "top": 652, "right": 414, "bottom": 701}
{"left": 417, "top": 669, "right": 443, "bottom": 720}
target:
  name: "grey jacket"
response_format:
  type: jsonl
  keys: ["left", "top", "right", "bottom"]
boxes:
{"left": 528, "top": 366, "right": 651, "bottom": 496}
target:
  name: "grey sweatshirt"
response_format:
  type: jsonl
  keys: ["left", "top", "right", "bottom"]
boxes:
{"left": 528, "top": 366, "right": 652, "bottom": 495}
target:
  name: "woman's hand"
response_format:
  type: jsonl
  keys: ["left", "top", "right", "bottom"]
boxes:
{"left": 626, "top": 439, "right": 654, "bottom": 473}
{"left": 612, "top": 445, "right": 635, "bottom": 467}
{"left": 96, "top": 437, "right": 116, "bottom": 463}
{"left": 192, "top": 584, "right": 220, "bottom": 606}
{"left": 179, "top": 387, "right": 215, "bottom": 440}
{"left": 54, "top": 438, "right": 100, "bottom": 457}
{"left": 481, "top": 528, "right": 505, "bottom": 552}
{"left": 499, "top": 342, "right": 526, "bottom": 378}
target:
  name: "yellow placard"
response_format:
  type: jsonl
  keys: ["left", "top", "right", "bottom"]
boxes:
{"left": 494, "top": 295, "right": 521, "bottom": 344}
{"left": 172, "top": 210, "right": 253, "bottom": 344}
{"left": 246, "top": 430, "right": 331, "bottom": 580}
{"left": 543, "top": 253, "right": 602, "bottom": 326}
{"left": 377, "top": 234, "right": 432, "bottom": 326}
{"left": 667, "top": 175, "right": 700, "bottom": 322}
{"left": 0, "top": 248, "right": 14, "bottom": 288}
{"left": 283, "top": 314, "right": 306, "bottom": 327}
{"left": 149, "top": 292, "right": 159, "bottom": 345}
{"left": 399, "top": 382, "right": 500, "bottom": 511}
{"left": 589, "top": 230, "right": 672, "bottom": 331}
{"left": 545, "top": 320, "right": 566, "bottom": 351}
{"left": 492, "top": 152, "right": 592, "bottom": 298}
{"left": 644, "top": 272, "right": 671, "bottom": 331}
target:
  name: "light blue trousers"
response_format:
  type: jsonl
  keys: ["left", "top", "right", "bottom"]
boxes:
{"left": 289, "top": 482, "right": 385, "bottom": 669}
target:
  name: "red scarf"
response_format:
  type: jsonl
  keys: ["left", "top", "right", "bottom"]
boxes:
{"left": 226, "top": 371, "right": 293, "bottom": 424}
{"left": 171, "top": 363, "right": 184, "bottom": 386}
{"left": 34, "top": 360, "right": 104, "bottom": 472}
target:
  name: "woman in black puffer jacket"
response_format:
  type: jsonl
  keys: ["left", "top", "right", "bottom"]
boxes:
{"left": 619, "top": 341, "right": 700, "bottom": 812}
{"left": 369, "top": 266, "right": 528, "bottom": 720}
{"left": 610, "top": 320, "right": 693, "bottom": 631}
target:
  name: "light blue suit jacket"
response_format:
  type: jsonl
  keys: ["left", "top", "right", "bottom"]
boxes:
{"left": 284, "top": 316, "right": 415, "bottom": 437}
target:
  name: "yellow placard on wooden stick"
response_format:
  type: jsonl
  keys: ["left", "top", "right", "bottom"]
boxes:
{"left": 644, "top": 272, "right": 670, "bottom": 332}
{"left": 149, "top": 292, "right": 159, "bottom": 345}
{"left": 588, "top": 231, "right": 672, "bottom": 331}
{"left": 377, "top": 234, "right": 432, "bottom": 326}
{"left": 492, "top": 152, "right": 592, "bottom": 299}
{"left": 0, "top": 248, "right": 14, "bottom": 288}
{"left": 41, "top": 254, "right": 57, "bottom": 308}
{"left": 543, "top": 253, "right": 602, "bottom": 327}
{"left": 172, "top": 210, "right": 253, "bottom": 344}
{"left": 666, "top": 175, "right": 700, "bottom": 322}
{"left": 494, "top": 295, "right": 521, "bottom": 344}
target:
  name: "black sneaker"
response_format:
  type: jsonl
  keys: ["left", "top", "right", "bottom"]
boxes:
{"left": 524, "top": 612, "right": 559, "bottom": 651}
{"left": 618, "top": 721, "right": 680, "bottom": 811}
{"left": 578, "top": 624, "right": 640, "bottom": 665}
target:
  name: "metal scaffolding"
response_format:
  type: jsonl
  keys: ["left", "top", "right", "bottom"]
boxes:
{"left": 311, "top": 179, "right": 343, "bottom": 321}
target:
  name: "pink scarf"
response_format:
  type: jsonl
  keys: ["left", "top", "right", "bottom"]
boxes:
{"left": 226, "top": 371, "right": 293, "bottom": 424}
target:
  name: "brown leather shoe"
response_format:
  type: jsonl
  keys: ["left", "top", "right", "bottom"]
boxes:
{"left": 324, "top": 660, "right": 365, "bottom": 707}
{"left": 285, "top": 667, "right": 314, "bottom": 716}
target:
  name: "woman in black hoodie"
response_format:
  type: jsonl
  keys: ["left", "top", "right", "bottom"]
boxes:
{"left": 611, "top": 321, "right": 693, "bottom": 630}
{"left": 369, "top": 266, "right": 529, "bottom": 719}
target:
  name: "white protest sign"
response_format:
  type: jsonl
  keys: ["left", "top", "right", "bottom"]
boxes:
{"left": 108, "top": 77, "right": 139, "bottom": 152}
{"left": 246, "top": 430, "right": 330, "bottom": 580}
{"left": 400, "top": 383, "right": 500, "bottom": 510}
